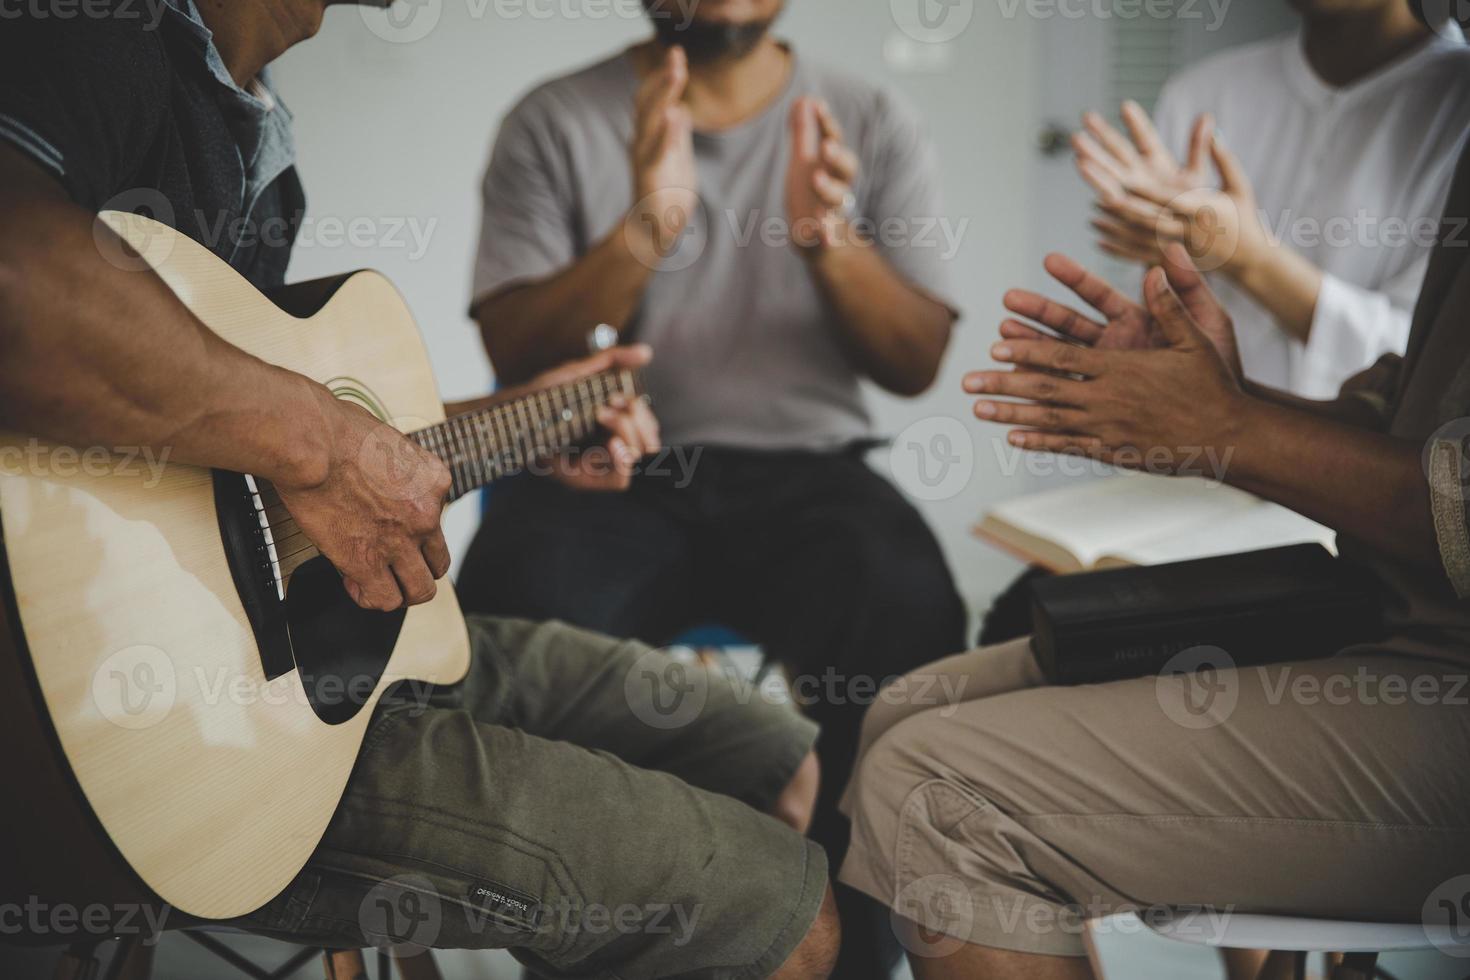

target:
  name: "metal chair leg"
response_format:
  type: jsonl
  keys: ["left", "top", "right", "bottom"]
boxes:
{"left": 1330, "top": 952, "right": 1379, "bottom": 980}
{"left": 392, "top": 947, "right": 444, "bottom": 980}
{"left": 323, "top": 949, "right": 368, "bottom": 980}
{"left": 52, "top": 941, "right": 101, "bottom": 980}
{"left": 103, "top": 935, "right": 155, "bottom": 980}
{"left": 1257, "top": 950, "right": 1308, "bottom": 980}
{"left": 1221, "top": 946, "right": 1270, "bottom": 980}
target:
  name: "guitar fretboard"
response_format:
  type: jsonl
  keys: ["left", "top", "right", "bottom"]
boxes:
{"left": 409, "top": 368, "right": 642, "bottom": 501}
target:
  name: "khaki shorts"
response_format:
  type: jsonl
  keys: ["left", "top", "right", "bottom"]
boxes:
{"left": 239, "top": 616, "right": 825, "bottom": 979}
{"left": 839, "top": 638, "right": 1470, "bottom": 957}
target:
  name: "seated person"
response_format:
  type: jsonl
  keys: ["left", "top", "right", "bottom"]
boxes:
{"left": 458, "top": 0, "right": 967, "bottom": 961}
{"left": 0, "top": 4, "right": 838, "bottom": 977}
{"left": 979, "top": 0, "right": 1470, "bottom": 652}
{"left": 1072, "top": 0, "right": 1470, "bottom": 398}
{"left": 837, "top": 151, "right": 1470, "bottom": 976}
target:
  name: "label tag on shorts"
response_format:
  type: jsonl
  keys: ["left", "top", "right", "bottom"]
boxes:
{"left": 466, "top": 879, "right": 543, "bottom": 931}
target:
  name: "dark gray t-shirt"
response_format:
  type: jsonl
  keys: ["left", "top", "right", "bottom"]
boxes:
{"left": 472, "top": 48, "right": 957, "bottom": 450}
{"left": 0, "top": 0, "right": 303, "bottom": 291}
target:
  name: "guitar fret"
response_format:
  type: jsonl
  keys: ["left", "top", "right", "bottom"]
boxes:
{"left": 548, "top": 385, "right": 565, "bottom": 449}
{"left": 543, "top": 390, "right": 558, "bottom": 452}
{"left": 469, "top": 414, "right": 492, "bottom": 484}
{"left": 447, "top": 420, "right": 467, "bottom": 497}
{"left": 492, "top": 404, "right": 512, "bottom": 473}
{"left": 508, "top": 399, "right": 525, "bottom": 470}
{"left": 575, "top": 379, "right": 593, "bottom": 439}
{"left": 434, "top": 421, "right": 454, "bottom": 495}
{"left": 538, "top": 390, "right": 555, "bottom": 456}
{"left": 431, "top": 422, "right": 451, "bottom": 474}
{"left": 411, "top": 370, "right": 632, "bottom": 502}
{"left": 490, "top": 404, "right": 510, "bottom": 473}
{"left": 462, "top": 415, "right": 482, "bottom": 489}
{"left": 528, "top": 392, "right": 545, "bottom": 459}
{"left": 513, "top": 398, "right": 530, "bottom": 467}
{"left": 451, "top": 417, "right": 471, "bottom": 495}
{"left": 575, "top": 388, "right": 588, "bottom": 438}
{"left": 458, "top": 414, "right": 476, "bottom": 490}
{"left": 442, "top": 422, "right": 461, "bottom": 499}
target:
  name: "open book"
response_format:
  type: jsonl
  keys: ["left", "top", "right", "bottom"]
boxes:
{"left": 974, "top": 471, "right": 1336, "bottom": 573}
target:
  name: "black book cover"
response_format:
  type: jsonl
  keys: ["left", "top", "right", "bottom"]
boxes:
{"left": 1029, "top": 544, "right": 1382, "bottom": 685}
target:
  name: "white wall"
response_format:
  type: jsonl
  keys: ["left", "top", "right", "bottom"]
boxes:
{"left": 273, "top": 0, "right": 1044, "bottom": 630}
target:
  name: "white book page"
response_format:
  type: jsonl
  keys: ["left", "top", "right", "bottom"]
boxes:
{"left": 1103, "top": 501, "right": 1337, "bottom": 567}
{"left": 989, "top": 472, "right": 1259, "bottom": 569}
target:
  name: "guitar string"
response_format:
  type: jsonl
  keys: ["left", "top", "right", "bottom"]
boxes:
{"left": 259, "top": 372, "right": 634, "bottom": 568}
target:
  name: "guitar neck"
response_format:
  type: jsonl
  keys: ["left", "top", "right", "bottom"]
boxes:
{"left": 409, "top": 367, "right": 643, "bottom": 502}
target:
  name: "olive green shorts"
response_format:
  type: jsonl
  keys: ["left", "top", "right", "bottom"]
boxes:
{"left": 239, "top": 616, "right": 826, "bottom": 979}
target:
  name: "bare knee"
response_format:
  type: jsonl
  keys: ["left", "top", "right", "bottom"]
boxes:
{"left": 769, "top": 749, "right": 819, "bottom": 833}
{"left": 770, "top": 883, "right": 841, "bottom": 980}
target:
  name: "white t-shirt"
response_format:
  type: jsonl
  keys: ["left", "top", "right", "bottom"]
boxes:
{"left": 1154, "top": 27, "right": 1470, "bottom": 398}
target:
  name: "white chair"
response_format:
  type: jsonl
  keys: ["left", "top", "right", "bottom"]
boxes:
{"left": 1148, "top": 910, "right": 1467, "bottom": 980}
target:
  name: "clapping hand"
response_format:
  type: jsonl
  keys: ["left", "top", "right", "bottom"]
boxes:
{"left": 629, "top": 45, "right": 698, "bottom": 262}
{"left": 1073, "top": 101, "right": 1270, "bottom": 277}
{"left": 966, "top": 250, "right": 1247, "bottom": 471}
{"left": 786, "top": 96, "right": 861, "bottom": 252}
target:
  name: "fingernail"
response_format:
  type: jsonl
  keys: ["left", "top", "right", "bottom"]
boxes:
{"left": 1009, "top": 432, "right": 1024, "bottom": 446}
{"left": 962, "top": 375, "right": 983, "bottom": 393}
{"left": 992, "top": 344, "right": 1013, "bottom": 360}
{"left": 976, "top": 402, "right": 996, "bottom": 418}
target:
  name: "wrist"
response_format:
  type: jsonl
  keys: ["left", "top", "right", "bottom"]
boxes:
{"left": 618, "top": 203, "right": 660, "bottom": 264}
{"left": 1221, "top": 227, "right": 1272, "bottom": 291}
{"left": 801, "top": 221, "right": 868, "bottom": 271}
{"left": 1211, "top": 391, "right": 1279, "bottom": 491}
{"left": 623, "top": 183, "right": 696, "bottom": 272}
{"left": 270, "top": 378, "right": 337, "bottom": 490}
{"left": 1227, "top": 236, "right": 1322, "bottom": 342}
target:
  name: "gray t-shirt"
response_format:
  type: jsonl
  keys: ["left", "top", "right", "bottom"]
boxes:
{"left": 471, "top": 47, "right": 956, "bottom": 450}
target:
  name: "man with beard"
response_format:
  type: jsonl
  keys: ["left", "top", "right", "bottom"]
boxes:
{"left": 462, "top": 5, "right": 966, "bottom": 972}
{"left": 0, "top": 1, "right": 839, "bottom": 976}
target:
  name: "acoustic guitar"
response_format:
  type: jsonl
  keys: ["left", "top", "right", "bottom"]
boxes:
{"left": 0, "top": 212, "right": 641, "bottom": 924}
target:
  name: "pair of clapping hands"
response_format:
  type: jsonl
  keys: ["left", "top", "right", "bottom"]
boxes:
{"left": 630, "top": 45, "right": 862, "bottom": 259}
{"left": 966, "top": 103, "right": 1262, "bottom": 471}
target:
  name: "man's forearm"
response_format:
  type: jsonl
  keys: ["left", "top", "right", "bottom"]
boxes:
{"left": 1222, "top": 394, "right": 1437, "bottom": 569}
{"left": 806, "top": 239, "right": 954, "bottom": 396}
{"left": 0, "top": 157, "right": 331, "bottom": 487}
{"left": 473, "top": 222, "right": 656, "bottom": 385}
{"left": 1230, "top": 243, "right": 1322, "bottom": 343}
{"left": 1241, "top": 378, "right": 1387, "bottom": 429}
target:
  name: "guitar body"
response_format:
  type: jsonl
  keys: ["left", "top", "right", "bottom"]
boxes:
{"left": 0, "top": 213, "right": 471, "bottom": 921}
